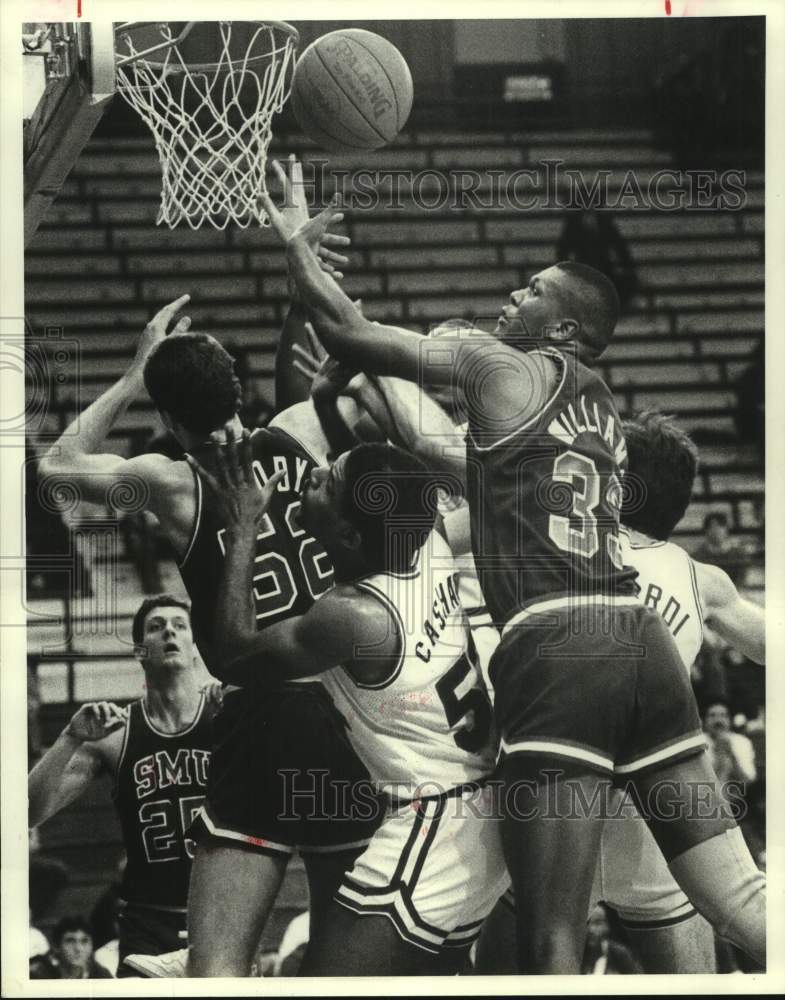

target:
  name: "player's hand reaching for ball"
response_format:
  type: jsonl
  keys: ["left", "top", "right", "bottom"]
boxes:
{"left": 276, "top": 155, "right": 347, "bottom": 271}
{"left": 65, "top": 702, "right": 127, "bottom": 742}
{"left": 264, "top": 157, "right": 349, "bottom": 274}
{"left": 186, "top": 424, "right": 285, "bottom": 542}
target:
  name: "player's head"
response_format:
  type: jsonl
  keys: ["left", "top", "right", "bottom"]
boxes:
{"left": 300, "top": 442, "right": 437, "bottom": 576}
{"left": 496, "top": 262, "right": 619, "bottom": 362}
{"left": 132, "top": 594, "right": 196, "bottom": 671}
{"left": 621, "top": 411, "right": 699, "bottom": 541}
{"left": 144, "top": 333, "right": 242, "bottom": 438}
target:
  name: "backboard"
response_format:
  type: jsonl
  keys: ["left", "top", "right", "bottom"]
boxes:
{"left": 23, "top": 21, "right": 116, "bottom": 247}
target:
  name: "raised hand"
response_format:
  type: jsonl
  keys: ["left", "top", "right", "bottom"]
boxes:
{"left": 66, "top": 702, "right": 127, "bottom": 742}
{"left": 270, "top": 156, "right": 350, "bottom": 279}
{"left": 186, "top": 424, "right": 285, "bottom": 540}
{"left": 201, "top": 680, "right": 225, "bottom": 710}
{"left": 291, "top": 322, "right": 327, "bottom": 383}
{"left": 133, "top": 294, "right": 192, "bottom": 371}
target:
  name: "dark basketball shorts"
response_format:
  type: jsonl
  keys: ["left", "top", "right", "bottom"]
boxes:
{"left": 490, "top": 596, "right": 706, "bottom": 779}
{"left": 189, "top": 682, "right": 382, "bottom": 857}
{"left": 116, "top": 902, "right": 187, "bottom": 976}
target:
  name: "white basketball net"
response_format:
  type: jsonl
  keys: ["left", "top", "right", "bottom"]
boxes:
{"left": 115, "top": 22, "right": 298, "bottom": 229}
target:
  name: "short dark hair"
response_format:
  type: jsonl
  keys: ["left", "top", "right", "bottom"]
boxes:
{"left": 703, "top": 510, "right": 729, "bottom": 531}
{"left": 341, "top": 443, "right": 438, "bottom": 573}
{"left": 702, "top": 697, "right": 731, "bottom": 718}
{"left": 53, "top": 916, "right": 92, "bottom": 945}
{"left": 555, "top": 261, "right": 620, "bottom": 358}
{"left": 132, "top": 594, "right": 192, "bottom": 646}
{"left": 621, "top": 411, "right": 699, "bottom": 541}
{"left": 144, "top": 333, "right": 242, "bottom": 434}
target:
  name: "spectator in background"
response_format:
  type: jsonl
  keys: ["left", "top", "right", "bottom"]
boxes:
{"left": 556, "top": 209, "right": 638, "bottom": 309}
{"left": 692, "top": 511, "right": 749, "bottom": 586}
{"left": 734, "top": 340, "right": 764, "bottom": 461}
{"left": 702, "top": 699, "right": 757, "bottom": 792}
{"left": 30, "top": 916, "right": 113, "bottom": 979}
{"left": 581, "top": 904, "right": 642, "bottom": 975}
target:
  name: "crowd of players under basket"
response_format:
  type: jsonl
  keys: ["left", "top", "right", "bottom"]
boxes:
{"left": 28, "top": 156, "right": 766, "bottom": 977}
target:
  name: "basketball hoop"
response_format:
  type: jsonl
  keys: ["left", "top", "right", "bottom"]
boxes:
{"left": 114, "top": 21, "right": 299, "bottom": 229}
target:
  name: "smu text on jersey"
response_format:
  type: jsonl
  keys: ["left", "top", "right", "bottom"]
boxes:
{"left": 133, "top": 748, "right": 210, "bottom": 799}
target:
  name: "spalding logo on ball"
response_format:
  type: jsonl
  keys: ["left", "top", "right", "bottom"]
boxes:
{"left": 291, "top": 29, "right": 414, "bottom": 153}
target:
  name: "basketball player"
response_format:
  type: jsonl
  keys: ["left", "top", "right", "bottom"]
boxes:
{"left": 306, "top": 353, "right": 763, "bottom": 974}
{"left": 187, "top": 428, "right": 509, "bottom": 975}
{"left": 28, "top": 596, "right": 214, "bottom": 975}
{"left": 37, "top": 286, "right": 382, "bottom": 974}
{"left": 260, "top": 167, "right": 765, "bottom": 972}
{"left": 474, "top": 411, "right": 765, "bottom": 973}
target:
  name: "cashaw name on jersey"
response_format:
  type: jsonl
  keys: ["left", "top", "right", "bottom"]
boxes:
{"left": 547, "top": 393, "right": 627, "bottom": 465}
{"left": 133, "top": 749, "right": 210, "bottom": 799}
{"left": 414, "top": 570, "right": 462, "bottom": 663}
{"left": 640, "top": 581, "right": 692, "bottom": 638}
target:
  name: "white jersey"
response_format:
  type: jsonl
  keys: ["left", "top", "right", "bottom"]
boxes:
{"left": 320, "top": 529, "right": 495, "bottom": 797}
{"left": 620, "top": 527, "right": 704, "bottom": 671}
{"left": 442, "top": 504, "right": 500, "bottom": 703}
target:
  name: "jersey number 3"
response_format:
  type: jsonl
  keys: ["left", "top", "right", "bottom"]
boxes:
{"left": 548, "top": 451, "right": 624, "bottom": 570}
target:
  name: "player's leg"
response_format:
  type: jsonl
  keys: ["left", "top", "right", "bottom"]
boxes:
{"left": 619, "top": 610, "right": 764, "bottom": 966}
{"left": 472, "top": 862, "right": 717, "bottom": 975}
{"left": 598, "top": 794, "right": 716, "bottom": 972}
{"left": 473, "top": 892, "right": 517, "bottom": 974}
{"left": 623, "top": 914, "right": 716, "bottom": 974}
{"left": 630, "top": 753, "right": 765, "bottom": 967}
{"left": 499, "top": 755, "right": 609, "bottom": 973}
{"left": 185, "top": 689, "right": 294, "bottom": 976}
{"left": 288, "top": 684, "right": 384, "bottom": 942}
{"left": 187, "top": 841, "right": 288, "bottom": 977}
{"left": 489, "top": 611, "right": 641, "bottom": 974}
{"left": 301, "top": 847, "right": 366, "bottom": 941}
{"left": 300, "top": 903, "right": 468, "bottom": 976}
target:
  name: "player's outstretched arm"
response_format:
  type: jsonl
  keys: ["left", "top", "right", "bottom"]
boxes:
{"left": 28, "top": 702, "right": 125, "bottom": 827}
{"left": 222, "top": 586, "right": 395, "bottom": 684}
{"left": 273, "top": 155, "right": 349, "bottom": 411}
{"left": 262, "top": 161, "right": 555, "bottom": 443}
{"left": 696, "top": 560, "right": 765, "bottom": 664}
{"left": 38, "top": 295, "right": 191, "bottom": 506}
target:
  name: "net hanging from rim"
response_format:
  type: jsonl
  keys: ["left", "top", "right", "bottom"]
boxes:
{"left": 115, "top": 21, "right": 298, "bottom": 229}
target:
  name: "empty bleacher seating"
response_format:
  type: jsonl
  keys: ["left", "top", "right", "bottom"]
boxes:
{"left": 25, "top": 123, "right": 765, "bottom": 937}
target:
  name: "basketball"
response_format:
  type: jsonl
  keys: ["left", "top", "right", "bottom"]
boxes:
{"left": 290, "top": 29, "right": 413, "bottom": 153}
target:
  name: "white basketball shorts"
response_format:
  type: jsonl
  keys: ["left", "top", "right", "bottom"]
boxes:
{"left": 335, "top": 783, "right": 510, "bottom": 954}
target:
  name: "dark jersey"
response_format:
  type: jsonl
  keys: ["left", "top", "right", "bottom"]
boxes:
{"left": 179, "top": 426, "right": 334, "bottom": 670}
{"left": 113, "top": 693, "right": 213, "bottom": 909}
{"left": 466, "top": 345, "right": 637, "bottom": 627}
